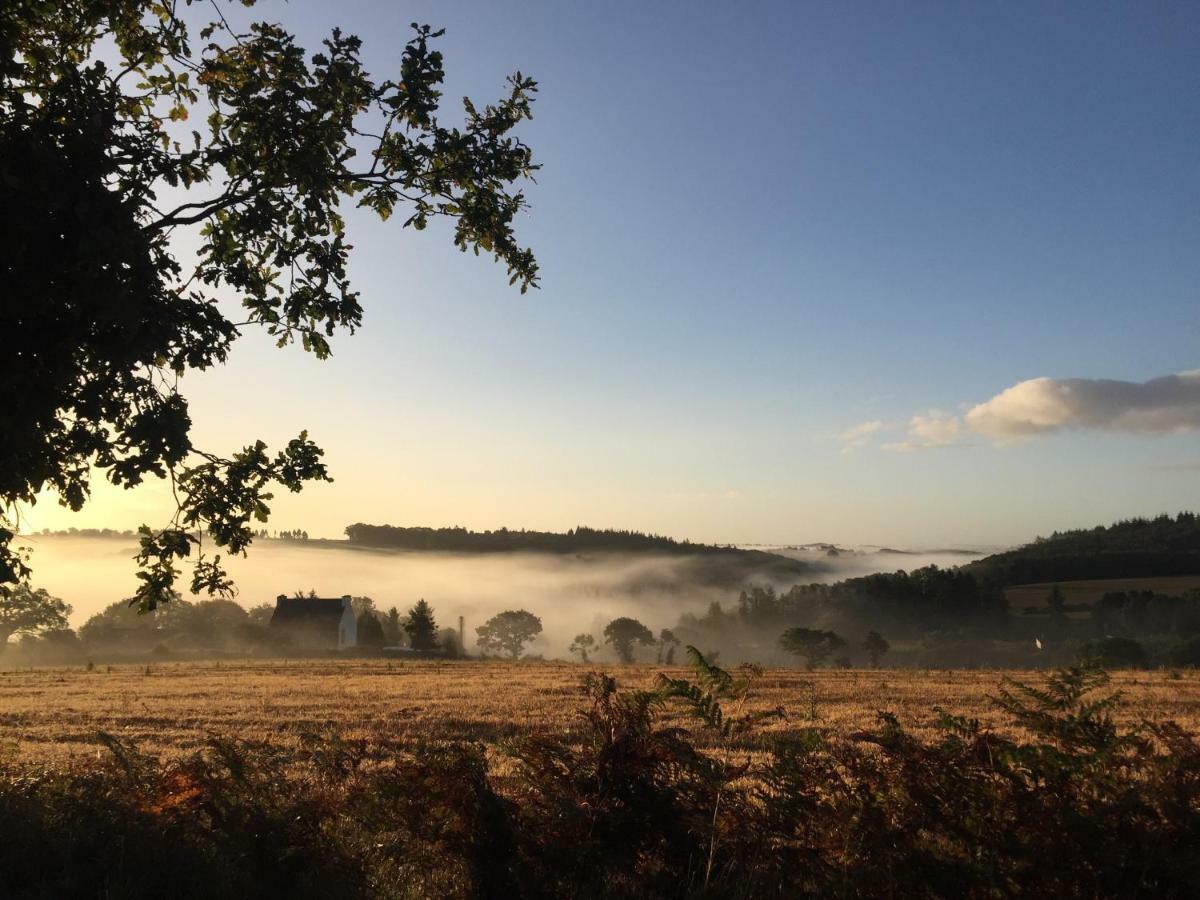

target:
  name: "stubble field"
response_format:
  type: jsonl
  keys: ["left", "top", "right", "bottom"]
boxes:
{"left": 2, "top": 659, "right": 1199, "bottom": 771}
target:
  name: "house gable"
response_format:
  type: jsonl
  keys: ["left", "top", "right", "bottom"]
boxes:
{"left": 269, "top": 595, "right": 357, "bottom": 650}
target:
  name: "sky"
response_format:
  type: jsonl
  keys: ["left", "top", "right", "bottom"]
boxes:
{"left": 26, "top": 1, "right": 1200, "bottom": 548}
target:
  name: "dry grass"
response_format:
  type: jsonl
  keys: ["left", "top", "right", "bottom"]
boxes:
{"left": 2, "top": 660, "right": 1199, "bottom": 771}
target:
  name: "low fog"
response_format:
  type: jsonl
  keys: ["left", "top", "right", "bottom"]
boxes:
{"left": 745, "top": 544, "right": 990, "bottom": 580}
{"left": 20, "top": 535, "right": 986, "bottom": 661}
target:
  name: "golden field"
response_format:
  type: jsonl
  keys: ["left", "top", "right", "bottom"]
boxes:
{"left": 2, "top": 660, "right": 1200, "bottom": 770}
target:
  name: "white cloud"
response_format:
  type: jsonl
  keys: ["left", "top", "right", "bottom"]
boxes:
{"left": 882, "top": 410, "right": 967, "bottom": 452}
{"left": 965, "top": 370, "right": 1200, "bottom": 439}
{"left": 845, "top": 369, "right": 1200, "bottom": 455}
{"left": 837, "top": 420, "right": 883, "bottom": 453}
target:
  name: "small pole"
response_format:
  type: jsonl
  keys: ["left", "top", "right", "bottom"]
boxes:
{"left": 458, "top": 615, "right": 465, "bottom": 657}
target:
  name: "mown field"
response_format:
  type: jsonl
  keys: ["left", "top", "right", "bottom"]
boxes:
{"left": 3, "top": 659, "right": 1199, "bottom": 770}
{"left": 1006, "top": 573, "right": 1200, "bottom": 608}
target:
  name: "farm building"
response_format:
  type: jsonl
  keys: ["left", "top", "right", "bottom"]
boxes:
{"left": 268, "top": 595, "right": 357, "bottom": 650}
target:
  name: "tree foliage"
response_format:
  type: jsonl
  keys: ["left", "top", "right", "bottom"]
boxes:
{"left": 0, "top": 584, "right": 71, "bottom": 647}
{"left": 0, "top": 1, "right": 539, "bottom": 605}
{"left": 475, "top": 609, "right": 541, "bottom": 659}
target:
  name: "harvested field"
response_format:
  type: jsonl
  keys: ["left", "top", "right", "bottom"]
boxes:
{"left": 1007, "top": 574, "right": 1200, "bottom": 609}
{"left": 2, "top": 660, "right": 1199, "bottom": 770}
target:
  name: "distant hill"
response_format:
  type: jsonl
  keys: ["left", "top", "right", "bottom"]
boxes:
{"left": 968, "top": 512, "right": 1200, "bottom": 585}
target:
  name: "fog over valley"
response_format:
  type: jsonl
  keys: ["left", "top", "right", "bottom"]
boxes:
{"left": 21, "top": 533, "right": 987, "bottom": 659}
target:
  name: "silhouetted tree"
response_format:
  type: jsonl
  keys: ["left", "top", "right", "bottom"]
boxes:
{"left": 476, "top": 610, "right": 542, "bottom": 660}
{"left": 246, "top": 603, "right": 275, "bottom": 626}
{"left": 0, "top": 585, "right": 71, "bottom": 650}
{"left": 0, "top": 2, "right": 539, "bottom": 601}
{"left": 382, "top": 607, "right": 403, "bottom": 646}
{"left": 357, "top": 612, "right": 385, "bottom": 649}
{"left": 657, "top": 628, "right": 680, "bottom": 665}
{"left": 780, "top": 627, "right": 846, "bottom": 669}
{"left": 404, "top": 599, "right": 438, "bottom": 650}
{"left": 569, "top": 633, "right": 596, "bottom": 662}
{"left": 603, "top": 617, "right": 654, "bottom": 663}
{"left": 863, "top": 630, "right": 890, "bottom": 667}
{"left": 1048, "top": 584, "right": 1067, "bottom": 638}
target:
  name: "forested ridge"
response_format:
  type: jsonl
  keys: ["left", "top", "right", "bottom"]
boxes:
{"left": 346, "top": 523, "right": 759, "bottom": 557}
{"left": 969, "top": 513, "right": 1200, "bottom": 585}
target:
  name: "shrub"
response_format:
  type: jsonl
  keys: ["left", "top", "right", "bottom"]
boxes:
{"left": 1169, "top": 636, "right": 1200, "bottom": 667}
{"left": 1081, "top": 635, "right": 1150, "bottom": 668}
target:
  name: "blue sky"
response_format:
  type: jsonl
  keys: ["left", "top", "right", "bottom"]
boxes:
{"left": 40, "top": 1, "right": 1200, "bottom": 547}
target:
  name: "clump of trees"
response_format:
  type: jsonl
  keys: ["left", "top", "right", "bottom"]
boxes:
{"left": 476, "top": 610, "right": 542, "bottom": 659}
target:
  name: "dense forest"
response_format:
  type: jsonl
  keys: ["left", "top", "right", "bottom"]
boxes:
{"left": 968, "top": 512, "right": 1200, "bottom": 585}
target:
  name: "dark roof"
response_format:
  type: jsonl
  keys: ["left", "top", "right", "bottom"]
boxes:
{"left": 270, "top": 596, "right": 348, "bottom": 625}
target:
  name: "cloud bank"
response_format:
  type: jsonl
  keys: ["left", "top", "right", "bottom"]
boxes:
{"left": 839, "top": 370, "right": 1200, "bottom": 452}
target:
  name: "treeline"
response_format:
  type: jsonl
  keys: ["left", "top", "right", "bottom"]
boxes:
{"left": 344, "top": 523, "right": 725, "bottom": 555}
{"left": 27, "top": 527, "right": 136, "bottom": 538}
{"left": 969, "top": 512, "right": 1200, "bottom": 585}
